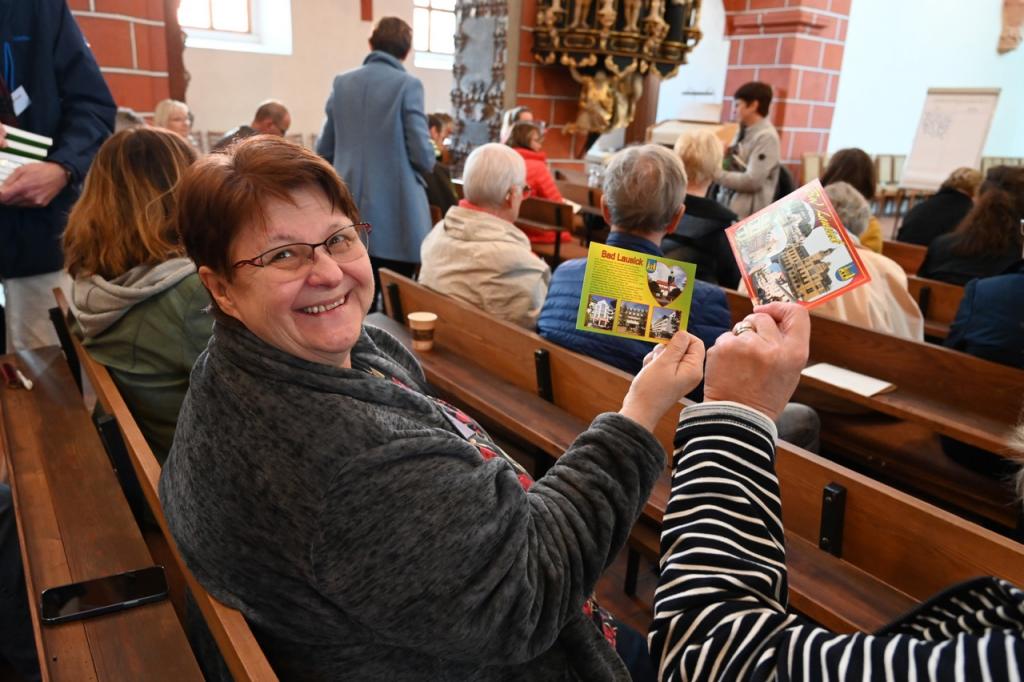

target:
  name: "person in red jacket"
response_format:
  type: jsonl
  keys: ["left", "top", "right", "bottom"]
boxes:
{"left": 506, "top": 121, "right": 571, "bottom": 244}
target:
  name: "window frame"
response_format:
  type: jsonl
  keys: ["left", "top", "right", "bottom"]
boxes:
{"left": 181, "top": 0, "right": 292, "bottom": 57}
{"left": 413, "top": 0, "right": 456, "bottom": 71}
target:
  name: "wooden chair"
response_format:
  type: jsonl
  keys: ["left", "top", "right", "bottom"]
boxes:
{"left": 377, "top": 270, "right": 1024, "bottom": 633}
{"left": 882, "top": 239, "right": 927, "bottom": 275}
{"left": 52, "top": 290, "right": 279, "bottom": 682}
{"left": 906, "top": 275, "right": 964, "bottom": 340}
{"left": 1, "top": 345, "right": 204, "bottom": 680}
{"left": 724, "top": 288, "right": 1023, "bottom": 532}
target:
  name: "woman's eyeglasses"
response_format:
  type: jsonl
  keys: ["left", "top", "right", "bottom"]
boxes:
{"left": 233, "top": 223, "right": 372, "bottom": 272}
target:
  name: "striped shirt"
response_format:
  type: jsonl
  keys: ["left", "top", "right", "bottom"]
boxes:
{"left": 650, "top": 402, "right": 1024, "bottom": 681}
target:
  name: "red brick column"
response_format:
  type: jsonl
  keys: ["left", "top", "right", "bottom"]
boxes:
{"left": 516, "top": 0, "right": 589, "bottom": 173}
{"left": 722, "top": 0, "right": 851, "bottom": 172}
{"left": 68, "top": 0, "right": 171, "bottom": 117}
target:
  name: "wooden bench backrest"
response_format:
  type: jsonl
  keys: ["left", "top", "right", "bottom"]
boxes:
{"left": 380, "top": 271, "right": 1024, "bottom": 601}
{"left": 723, "top": 289, "right": 1024, "bottom": 440}
{"left": 906, "top": 275, "right": 963, "bottom": 336}
{"left": 882, "top": 240, "right": 926, "bottom": 275}
{"left": 53, "top": 290, "right": 279, "bottom": 682}
{"left": 518, "top": 196, "right": 575, "bottom": 230}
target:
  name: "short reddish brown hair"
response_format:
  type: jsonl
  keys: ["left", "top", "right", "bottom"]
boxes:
{"left": 176, "top": 135, "right": 360, "bottom": 278}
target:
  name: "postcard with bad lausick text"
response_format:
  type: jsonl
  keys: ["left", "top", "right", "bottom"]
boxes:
{"left": 726, "top": 179, "right": 871, "bottom": 308}
{"left": 575, "top": 243, "right": 697, "bottom": 344}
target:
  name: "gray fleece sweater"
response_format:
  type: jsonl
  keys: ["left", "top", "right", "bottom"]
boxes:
{"left": 159, "top": 315, "right": 665, "bottom": 681}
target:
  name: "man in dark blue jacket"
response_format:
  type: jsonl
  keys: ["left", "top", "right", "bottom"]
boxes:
{"left": 0, "top": 0, "right": 115, "bottom": 351}
{"left": 538, "top": 144, "right": 732, "bottom": 375}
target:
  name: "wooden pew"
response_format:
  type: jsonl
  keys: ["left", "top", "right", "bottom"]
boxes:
{"left": 1, "top": 346, "right": 204, "bottom": 681}
{"left": 516, "top": 196, "right": 579, "bottom": 265}
{"left": 723, "top": 288, "right": 1022, "bottom": 531}
{"left": 378, "top": 270, "right": 1024, "bottom": 633}
{"left": 882, "top": 239, "right": 926, "bottom": 275}
{"left": 53, "top": 290, "right": 279, "bottom": 682}
{"left": 906, "top": 275, "right": 964, "bottom": 340}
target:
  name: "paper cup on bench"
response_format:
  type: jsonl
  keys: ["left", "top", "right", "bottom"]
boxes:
{"left": 407, "top": 312, "right": 438, "bottom": 352}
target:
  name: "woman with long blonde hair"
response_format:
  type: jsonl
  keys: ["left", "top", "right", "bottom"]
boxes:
{"left": 64, "top": 127, "right": 208, "bottom": 463}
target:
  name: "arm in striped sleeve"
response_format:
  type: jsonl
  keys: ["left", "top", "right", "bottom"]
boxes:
{"left": 649, "top": 402, "right": 1024, "bottom": 681}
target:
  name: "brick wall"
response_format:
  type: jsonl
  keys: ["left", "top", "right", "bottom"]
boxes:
{"left": 68, "top": 0, "right": 171, "bottom": 117}
{"left": 517, "top": 0, "right": 589, "bottom": 173}
{"left": 722, "top": 0, "right": 851, "bottom": 172}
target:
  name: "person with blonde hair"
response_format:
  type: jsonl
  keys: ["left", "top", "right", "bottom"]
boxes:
{"left": 662, "top": 129, "right": 741, "bottom": 286}
{"left": 64, "top": 127, "right": 209, "bottom": 463}
{"left": 898, "top": 166, "right": 983, "bottom": 246}
{"left": 153, "top": 99, "right": 191, "bottom": 141}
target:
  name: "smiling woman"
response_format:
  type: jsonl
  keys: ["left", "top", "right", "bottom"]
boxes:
{"left": 159, "top": 134, "right": 706, "bottom": 680}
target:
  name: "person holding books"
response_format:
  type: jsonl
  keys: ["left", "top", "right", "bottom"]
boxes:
{"left": 0, "top": 0, "right": 115, "bottom": 351}
{"left": 712, "top": 81, "right": 780, "bottom": 220}
{"left": 651, "top": 302, "right": 1024, "bottom": 680}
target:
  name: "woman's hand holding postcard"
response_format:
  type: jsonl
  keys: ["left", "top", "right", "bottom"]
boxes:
{"left": 575, "top": 243, "right": 697, "bottom": 343}
{"left": 726, "top": 179, "right": 871, "bottom": 307}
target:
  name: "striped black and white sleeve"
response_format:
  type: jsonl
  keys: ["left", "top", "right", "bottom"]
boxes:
{"left": 649, "top": 401, "right": 1024, "bottom": 682}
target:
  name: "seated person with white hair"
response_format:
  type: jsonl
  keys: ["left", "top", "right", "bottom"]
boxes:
{"left": 814, "top": 182, "right": 924, "bottom": 341}
{"left": 419, "top": 143, "right": 551, "bottom": 328}
{"left": 538, "top": 144, "right": 731, "bottom": 372}
{"left": 662, "top": 129, "right": 741, "bottom": 287}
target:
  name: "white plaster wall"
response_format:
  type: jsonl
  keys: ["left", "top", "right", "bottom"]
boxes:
{"left": 829, "top": 0, "right": 1023, "bottom": 156}
{"left": 655, "top": 0, "right": 730, "bottom": 123}
{"left": 183, "top": 0, "right": 454, "bottom": 139}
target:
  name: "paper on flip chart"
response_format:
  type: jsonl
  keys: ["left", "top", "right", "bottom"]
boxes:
{"left": 801, "top": 362, "right": 895, "bottom": 397}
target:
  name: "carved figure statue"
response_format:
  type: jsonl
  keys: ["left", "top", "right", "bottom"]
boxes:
{"left": 596, "top": 0, "right": 617, "bottom": 32}
{"left": 610, "top": 65, "right": 643, "bottom": 129}
{"left": 623, "top": 0, "right": 644, "bottom": 32}
{"left": 643, "top": 0, "right": 670, "bottom": 54}
{"left": 571, "top": 0, "right": 593, "bottom": 28}
{"left": 567, "top": 68, "right": 615, "bottom": 133}
{"left": 537, "top": 0, "right": 565, "bottom": 31}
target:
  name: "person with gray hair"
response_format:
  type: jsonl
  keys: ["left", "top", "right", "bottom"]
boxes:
{"left": 814, "top": 181, "right": 924, "bottom": 340}
{"left": 419, "top": 143, "right": 550, "bottom": 328}
{"left": 538, "top": 144, "right": 731, "bottom": 374}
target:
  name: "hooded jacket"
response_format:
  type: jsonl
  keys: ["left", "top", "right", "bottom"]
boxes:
{"left": 72, "top": 258, "right": 212, "bottom": 462}
{"left": 0, "top": 0, "right": 115, "bottom": 277}
{"left": 419, "top": 203, "right": 551, "bottom": 328}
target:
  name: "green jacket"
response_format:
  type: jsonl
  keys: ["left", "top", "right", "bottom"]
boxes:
{"left": 73, "top": 262, "right": 212, "bottom": 464}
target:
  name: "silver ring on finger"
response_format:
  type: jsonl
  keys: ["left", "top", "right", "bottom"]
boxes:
{"left": 733, "top": 321, "right": 755, "bottom": 336}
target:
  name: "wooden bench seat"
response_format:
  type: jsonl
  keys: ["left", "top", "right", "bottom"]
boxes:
{"left": 724, "top": 289, "right": 1023, "bottom": 456}
{"left": 882, "top": 239, "right": 926, "bottom": 275}
{"left": 377, "top": 270, "right": 1024, "bottom": 636}
{"left": 52, "top": 290, "right": 279, "bottom": 682}
{"left": 368, "top": 312, "right": 911, "bottom": 633}
{"left": 906, "top": 275, "right": 964, "bottom": 341}
{"left": 1, "top": 347, "right": 203, "bottom": 681}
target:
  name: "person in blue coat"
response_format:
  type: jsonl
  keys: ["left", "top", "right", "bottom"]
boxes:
{"left": 538, "top": 144, "right": 732, "bottom": 376}
{"left": 0, "top": 0, "right": 115, "bottom": 351}
{"left": 316, "top": 17, "right": 435, "bottom": 297}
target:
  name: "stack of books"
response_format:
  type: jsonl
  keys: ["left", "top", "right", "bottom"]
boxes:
{"left": 0, "top": 124, "right": 53, "bottom": 183}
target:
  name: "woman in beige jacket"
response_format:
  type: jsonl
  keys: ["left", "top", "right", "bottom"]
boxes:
{"left": 419, "top": 143, "right": 551, "bottom": 328}
{"left": 814, "top": 182, "right": 924, "bottom": 340}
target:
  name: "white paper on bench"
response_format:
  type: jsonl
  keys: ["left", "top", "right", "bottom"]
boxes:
{"left": 801, "top": 362, "right": 895, "bottom": 397}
